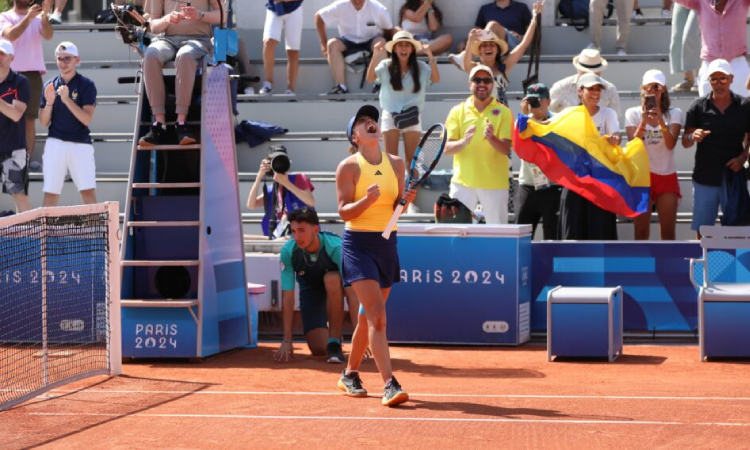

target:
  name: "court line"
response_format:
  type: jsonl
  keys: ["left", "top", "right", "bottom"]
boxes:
{"left": 42, "top": 389, "right": 750, "bottom": 402}
{"left": 21, "top": 412, "right": 750, "bottom": 427}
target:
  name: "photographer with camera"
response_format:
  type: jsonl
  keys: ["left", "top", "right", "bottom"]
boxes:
{"left": 0, "top": 0, "right": 54, "bottom": 160}
{"left": 246, "top": 146, "right": 315, "bottom": 239}
{"left": 516, "top": 83, "right": 561, "bottom": 240}
{"left": 138, "top": 0, "right": 224, "bottom": 147}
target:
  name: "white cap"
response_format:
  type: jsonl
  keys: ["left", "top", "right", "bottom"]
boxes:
{"left": 641, "top": 69, "right": 666, "bottom": 87}
{"left": 0, "top": 39, "right": 13, "bottom": 56}
{"left": 469, "top": 64, "right": 494, "bottom": 80}
{"left": 577, "top": 72, "right": 606, "bottom": 89}
{"left": 55, "top": 41, "right": 79, "bottom": 57}
{"left": 707, "top": 58, "right": 732, "bottom": 76}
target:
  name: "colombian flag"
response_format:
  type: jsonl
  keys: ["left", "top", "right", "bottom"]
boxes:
{"left": 513, "top": 106, "right": 650, "bottom": 218}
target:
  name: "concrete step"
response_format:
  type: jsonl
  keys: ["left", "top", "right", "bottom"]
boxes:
{"left": 236, "top": 23, "right": 750, "bottom": 59}
{"left": 80, "top": 93, "right": 701, "bottom": 134}
{"left": 240, "top": 219, "right": 701, "bottom": 242}
{"left": 0, "top": 174, "right": 698, "bottom": 241}
{"left": 51, "top": 19, "right": 739, "bottom": 63}
{"left": 42, "top": 55, "right": 679, "bottom": 96}
{"left": 247, "top": 58, "right": 678, "bottom": 96}
{"left": 239, "top": 175, "right": 698, "bottom": 216}
{"left": 32, "top": 131, "right": 702, "bottom": 185}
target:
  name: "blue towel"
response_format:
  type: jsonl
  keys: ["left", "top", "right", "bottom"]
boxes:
{"left": 235, "top": 120, "right": 288, "bottom": 147}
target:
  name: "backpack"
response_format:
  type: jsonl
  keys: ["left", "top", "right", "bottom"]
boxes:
{"left": 558, "top": 0, "right": 590, "bottom": 31}
{"left": 434, "top": 194, "right": 473, "bottom": 224}
{"left": 558, "top": 0, "right": 614, "bottom": 32}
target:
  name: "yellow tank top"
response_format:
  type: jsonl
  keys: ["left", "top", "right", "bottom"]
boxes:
{"left": 346, "top": 151, "right": 400, "bottom": 232}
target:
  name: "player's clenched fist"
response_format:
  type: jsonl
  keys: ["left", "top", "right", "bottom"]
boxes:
{"left": 366, "top": 183, "right": 381, "bottom": 203}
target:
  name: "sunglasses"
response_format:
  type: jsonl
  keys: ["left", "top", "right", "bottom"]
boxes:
{"left": 709, "top": 77, "right": 729, "bottom": 85}
{"left": 56, "top": 56, "right": 74, "bottom": 63}
{"left": 471, "top": 77, "right": 494, "bottom": 85}
{"left": 644, "top": 84, "right": 661, "bottom": 92}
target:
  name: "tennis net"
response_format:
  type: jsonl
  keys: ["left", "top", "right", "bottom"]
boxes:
{"left": 0, "top": 202, "right": 121, "bottom": 411}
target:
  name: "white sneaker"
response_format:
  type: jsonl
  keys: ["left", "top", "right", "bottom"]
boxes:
{"left": 259, "top": 81, "right": 273, "bottom": 95}
{"left": 616, "top": 48, "right": 628, "bottom": 56}
{"left": 660, "top": 8, "right": 671, "bottom": 17}
{"left": 285, "top": 89, "right": 295, "bottom": 95}
{"left": 406, "top": 203, "right": 421, "bottom": 215}
{"left": 243, "top": 87, "right": 255, "bottom": 95}
{"left": 631, "top": 9, "right": 645, "bottom": 19}
{"left": 585, "top": 43, "right": 600, "bottom": 51}
{"left": 48, "top": 11, "right": 62, "bottom": 24}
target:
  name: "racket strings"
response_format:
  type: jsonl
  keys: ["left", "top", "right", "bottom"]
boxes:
{"left": 413, "top": 134, "right": 443, "bottom": 179}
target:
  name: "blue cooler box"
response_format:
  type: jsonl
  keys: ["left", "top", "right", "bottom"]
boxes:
{"left": 387, "top": 224, "right": 532, "bottom": 345}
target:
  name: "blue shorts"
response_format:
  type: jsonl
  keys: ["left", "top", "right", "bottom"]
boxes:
{"left": 691, "top": 181, "right": 721, "bottom": 231}
{"left": 505, "top": 27, "right": 520, "bottom": 52}
{"left": 341, "top": 230, "right": 400, "bottom": 289}
{"left": 299, "top": 287, "right": 328, "bottom": 334}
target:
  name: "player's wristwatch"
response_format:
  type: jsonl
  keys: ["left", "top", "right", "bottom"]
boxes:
{"left": 199, "top": 10, "right": 205, "bottom": 20}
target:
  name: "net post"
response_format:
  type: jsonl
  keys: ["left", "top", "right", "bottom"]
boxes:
{"left": 41, "top": 218, "right": 49, "bottom": 385}
{"left": 107, "top": 201, "right": 123, "bottom": 375}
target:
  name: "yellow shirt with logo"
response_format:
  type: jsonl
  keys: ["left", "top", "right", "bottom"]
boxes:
{"left": 445, "top": 96, "right": 512, "bottom": 189}
{"left": 346, "top": 151, "right": 400, "bottom": 232}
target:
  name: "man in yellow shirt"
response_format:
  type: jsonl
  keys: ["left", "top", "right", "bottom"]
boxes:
{"left": 444, "top": 65, "right": 512, "bottom": 224}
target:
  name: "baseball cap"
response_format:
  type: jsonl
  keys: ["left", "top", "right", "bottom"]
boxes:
{"left": 55, "top": 41, "right": 79, "bottom": 57}
{"left": 641, "top": 69, "right": 666, "bottom": 87}
{"left": 0, "top": 39, "right": 13, "bottom": 56}
{"left": 469, "top": 64, "right": 494, "bottom": 80}
{"left": 707, "top": 59, "right": 732, "bottom": 76}
{"left": 577, "top": 72, "right": 606, "bottom": 89}
{"left": 346, "top": 104, "right": 380, "bottom": 147}
{"left": 525, "top": 83, "right": 550, "bottom": 99}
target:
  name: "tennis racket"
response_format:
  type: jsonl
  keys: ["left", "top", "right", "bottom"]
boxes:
{"left": 382, "top": 123, "right": 447, "bottom": 239}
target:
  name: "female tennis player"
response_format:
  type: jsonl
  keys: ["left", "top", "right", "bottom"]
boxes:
{"left": 335, "top": 104, "right": 416, "bottom": 407}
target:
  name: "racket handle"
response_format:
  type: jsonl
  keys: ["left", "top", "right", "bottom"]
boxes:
{"left": 382, "top": 203, "right": 405, "bottom": 240}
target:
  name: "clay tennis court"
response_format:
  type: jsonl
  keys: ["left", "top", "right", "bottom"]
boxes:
{"left": 2, "top": 342, "right": 749, "bottom": 448}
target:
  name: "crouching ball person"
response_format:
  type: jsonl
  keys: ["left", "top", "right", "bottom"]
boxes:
{"left": 335, "top": 105, "right": 415, "bottom": 407}
{"left": 40, "top": 41, "right": 97, "bottom": 206}
{"left": 275, "top": 207, "right": 361, "bottom": 364}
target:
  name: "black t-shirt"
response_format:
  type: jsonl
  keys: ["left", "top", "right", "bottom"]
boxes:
{"left": 684, "top": 92, "right": 750, "bottom": 186}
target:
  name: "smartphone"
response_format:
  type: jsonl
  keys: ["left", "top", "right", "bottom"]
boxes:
{"left": 644, "top": 94, "right": 657, "bottom": 112}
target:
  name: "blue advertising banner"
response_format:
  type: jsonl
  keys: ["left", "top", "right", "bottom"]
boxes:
{"left": 0, "top": 237, "right": 107, "bottom": 344}
{"left": 531, "top": 242, "right": 703, "bottom": 332}
{"left": 388, "top": 225, "right": 532, "bottom": 345}
{"left": 122, "top": 307, "right": 198, "bottom": 358}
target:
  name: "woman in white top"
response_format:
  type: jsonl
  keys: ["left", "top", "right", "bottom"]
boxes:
{"left": 366, "top": 30, "right": 439, "bottom": 162}
{"left": 625, "top": 70, "right": 682, "bottom": 240}
{"left": 366, "top": 31, "right": 439, "bottom": 213}
{"left": 399, "top": 0, "right": 453, "bottom": 55}
{"left": 559, "top": 73, "right": 619, "bottom": 240}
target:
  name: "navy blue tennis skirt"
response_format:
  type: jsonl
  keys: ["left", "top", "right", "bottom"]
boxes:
{"left": 341, "top": 230, "right": 401, "bottom": 288}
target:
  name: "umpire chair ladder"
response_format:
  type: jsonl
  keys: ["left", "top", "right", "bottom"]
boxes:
{"left": 119, "top": 59, "right": 252, "bottom": 359}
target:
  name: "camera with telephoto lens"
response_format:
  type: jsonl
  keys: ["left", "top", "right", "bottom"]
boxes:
{"left": 527, "top": 97, "right": 541, "bottom": 109}
{"left": 268, "top": 146, "right": 291, "bottom": 175}
{"left": 112, "top": 3, "right": 149, "bottom": 48}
